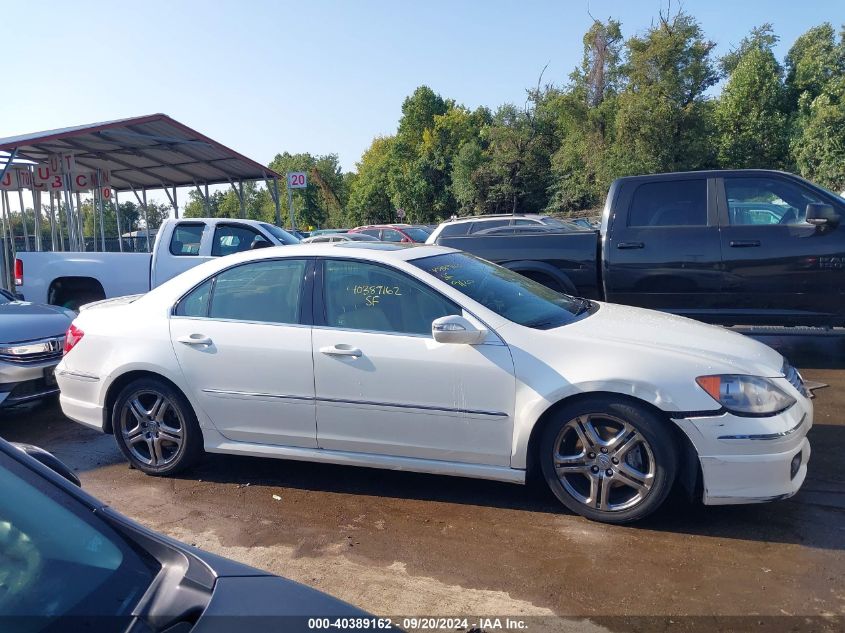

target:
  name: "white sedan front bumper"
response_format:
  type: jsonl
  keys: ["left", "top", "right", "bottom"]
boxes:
{"left": 673, "top": 382, "right": 812, "bottom": 505}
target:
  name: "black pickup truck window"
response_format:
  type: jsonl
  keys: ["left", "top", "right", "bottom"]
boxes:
{"left": 725, "top": 177, "right": 826, "bottom": 226}
{"left": 628, "top": 180, "right": 707, "bottom": 227}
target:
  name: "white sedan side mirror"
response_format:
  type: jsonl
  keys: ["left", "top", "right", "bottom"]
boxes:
{"left": 432, "top": 315, "right": 487, "bottom": 345}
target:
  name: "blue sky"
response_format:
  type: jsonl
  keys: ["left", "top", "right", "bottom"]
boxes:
{"left": 1, "top": 0, "right": 842, "bottom": 175}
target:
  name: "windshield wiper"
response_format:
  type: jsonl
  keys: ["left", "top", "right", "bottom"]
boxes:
{"left": 573, "top": 297, "right": 592, "bottom": 315}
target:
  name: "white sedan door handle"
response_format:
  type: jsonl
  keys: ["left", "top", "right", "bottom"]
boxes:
{"left": 320, "top": 344, "right": 362, "bottom": 357}
{"left": 177, "top": 334, "right": 213, "bottom": 346}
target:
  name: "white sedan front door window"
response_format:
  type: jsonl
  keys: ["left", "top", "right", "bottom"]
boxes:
{"left": 312, "top": 258, "right": 516, "bottom": 466}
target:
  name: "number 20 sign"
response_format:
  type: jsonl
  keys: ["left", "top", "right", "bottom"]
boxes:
{"left": 287, "top": 171, "right": 307, "bottom": 189}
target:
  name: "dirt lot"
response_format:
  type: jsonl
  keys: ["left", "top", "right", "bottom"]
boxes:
{"left": 1, "top": 330, "right": 843, "bottom": 632}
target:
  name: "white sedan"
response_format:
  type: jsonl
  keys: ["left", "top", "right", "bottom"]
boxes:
{"left": 56, "top": 243, "right": 812, "bottom": 523}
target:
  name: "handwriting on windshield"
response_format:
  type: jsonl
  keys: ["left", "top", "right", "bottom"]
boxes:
{"left": 429, "top": 264, "right": 475, "bottom": 287}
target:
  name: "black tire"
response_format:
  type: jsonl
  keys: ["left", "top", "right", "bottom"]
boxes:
{"left": 539, "top": 396, "right": 677, "bottom": 524}
{"left": 112, "top": 377, "right": 203, "bottom": 476}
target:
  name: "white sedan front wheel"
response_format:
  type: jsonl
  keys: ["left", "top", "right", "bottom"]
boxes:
{"left": 540, "top": 397, "right": 677, "bottom": 523}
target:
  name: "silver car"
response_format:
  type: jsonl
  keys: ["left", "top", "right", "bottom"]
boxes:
{"left": 0, "top": 289, "right": 74, "bottom": 408}
{"left": 301, "top": 232, "right": 380, "bottom": 244}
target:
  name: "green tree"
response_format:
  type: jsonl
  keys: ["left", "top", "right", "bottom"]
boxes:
{"left": 404, "top": 105, "right": 491, "bottom": 221}
{"left": 785, "top": 23, "right": 845, "bottom": 104}
{"left": 479, "top": 100, "right": 557, "bottom": 213}
{"left": 395, "top": 86, "right": 449, "bottom": 146}
{"left": 184, "top": 189, "right": 226, "bottom": 219}
{"left": 346, "top": 136, "right": 397, "bottom": 225}
{"left": 570, "top": 18, "right": 624, "bottom": 107}
{"left": 79, "top": 200, "right": 140, "bottom": 237}
{"left": 269, "top": 152, "right": 347, "bottom": 229}
{"left": 715, "top": 26, "right": 789, "bottom": 169}
{"left": 451, "top": 139, "right": 491, "bottom": 214}
{"left": 614, "top": 9, "right": 719, "bottom": 173}
{"left": 792, "top": 79, "right": 845, "bottom": 190}
{"left": 721, "top": 23, "right": 779, "bottom": 74}
{"left": 137, "top": 201, "right": 171, "bottom": 230}
{"left": 787, "top": 24, "right": 845, "bottom": 190}
{"left": 388, "top": 86, "right": 451, "bottom": 222}
{"left": 547, "top": 18, "right": 625, "bottom": 212}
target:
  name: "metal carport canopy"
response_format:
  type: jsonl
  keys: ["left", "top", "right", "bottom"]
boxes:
{"left": 0, "top": 113, "right": 282, "bottom": 190}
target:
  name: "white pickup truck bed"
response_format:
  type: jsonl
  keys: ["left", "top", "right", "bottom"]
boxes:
{"left": 18, "top": 252, "right": 152, "bottom": 308}
{"left": 16, "top": 218, "right": 298, "bottom": 309}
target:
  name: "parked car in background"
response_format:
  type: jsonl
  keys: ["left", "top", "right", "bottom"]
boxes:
{"left": 302, "top": 233, "right": 380, "bottom": 243}
{"left": 58, "top": 241, "right": 812, "bottom": 523}
{"left": 472, "top": 225, "right": 575, "bottom": 236}
{"left": 569, "top": 217, "right": 599, "bottom": 230}
{"left": 15, "top": 218, "right": 300, "bottom": 310}
{"left": 0, "top": 291, "right": 74, "bottom": 409}
{"left": 350, "top": 224, "right": 431, "bottom": 243}
{"left": 425, "top": 213, "right": 585, "bottom": 244}
{"left": 121, "top": 228, "right": 160, "bottom": 253}
{"left": 0, "top": 436, "right": 372, "bottom": 629}
{"left": 309, "top": 228, "right": 350, "bottom": 237}
{"left": 433, "top": 170, "right": 845, "bottom": 327}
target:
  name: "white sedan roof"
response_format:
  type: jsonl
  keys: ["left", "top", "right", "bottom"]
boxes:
{"left": 252, "top": 241, "right": 458, "bottom": 262}
{"left": 147, "top": 242, "right": 461, "bottom": 305}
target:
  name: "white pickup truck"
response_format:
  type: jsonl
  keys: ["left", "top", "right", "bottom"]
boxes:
{"left": 15, "top": 218, "right": 299, "bottom": 309}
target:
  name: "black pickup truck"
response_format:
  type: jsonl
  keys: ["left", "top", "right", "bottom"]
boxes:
{"left": 433, "top": 170, "right": 845, "bottom": 326}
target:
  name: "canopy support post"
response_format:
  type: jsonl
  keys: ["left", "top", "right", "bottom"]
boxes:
{"left": 17, "top": 186, "right": 30, "bottom": 252}
{"left": 47, "top": 191, "right": 58, "bottom": 252}
{"left": 131, "top": 186, "right": 152, "bottom": 254}
{"left": 92, "top": 190, "right": 99, "bottom": 252}
{"left": 162, "top": 183, "right": 178, "bottom": 222}
{"left": 229, "top": 179, "right": 245, "bottom": 219}
{"left": 1, "top": 191, "right": 15, "bottom": 289}
{"left": 194, "top": 184, "right": 209, "bottom": 215}
{"left": 0, "top": 198, "right": 8, "bottom": 290}
{"left": 0, "top": 148, "right": 18, "bottom": 183}
{"left": 265, "top": 175, "right": 282, "bottom": 227}
{"left": 113, "top": 189, "right": 124, "bottom": 252}
{"left": 61, "top": 175, "right": 78, "bottom": 251}
{"left": 75, "top": 192, "right": 85, "bottom": 251}
{"left": 96, "top": 171, "right": 106, "bottom": 252}
{"left": 32, "top": 182, "right": 43, "bottom": 251}
{"left": 142, "top": 189, "right": 151, "bottom": 253}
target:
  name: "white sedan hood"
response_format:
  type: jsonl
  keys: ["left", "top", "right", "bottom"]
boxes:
{"left": 549, "top": 302, "right": 785, "bottom": 378}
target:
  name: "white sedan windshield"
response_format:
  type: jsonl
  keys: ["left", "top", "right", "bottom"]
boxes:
{"left": 412, "top": 252, "right": 591, "bottom": 329}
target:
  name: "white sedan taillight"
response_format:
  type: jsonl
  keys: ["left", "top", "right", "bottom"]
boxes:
{"left": 63, "top": 324, "right": 85, "bottom": 355}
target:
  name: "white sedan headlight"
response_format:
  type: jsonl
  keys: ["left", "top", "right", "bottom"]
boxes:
{"left": 695, "top": 375, "right": 796, "bottom": 416}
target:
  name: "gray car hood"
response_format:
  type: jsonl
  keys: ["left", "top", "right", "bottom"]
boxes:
{"left": 0, "top": 301, "right": 74, "bottom": 344}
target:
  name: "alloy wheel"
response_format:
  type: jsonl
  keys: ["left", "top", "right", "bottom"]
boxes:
{"left": 552, "top": 413, "right": 656, "bottom": 512}
{"left": 119, "top": 389, "right": 185, "bottom": 468}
